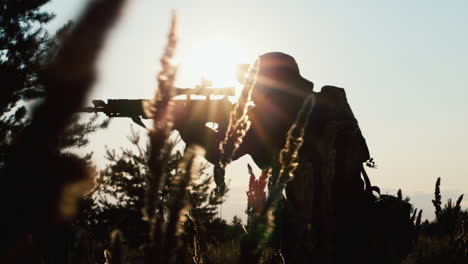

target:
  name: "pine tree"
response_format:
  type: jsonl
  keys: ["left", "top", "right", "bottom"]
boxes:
{"left": 0, "top": 0, "right": 53, "bottom": 165}
{"left": 0, "top": 0, "right": 54, "bottom": 113}
{"left": 0, "top": 4, "right": 109, "bottom": 166}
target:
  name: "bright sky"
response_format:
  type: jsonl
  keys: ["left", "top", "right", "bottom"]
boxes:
{"left": 43, "top": 0, "right": 468, "bottom": 222}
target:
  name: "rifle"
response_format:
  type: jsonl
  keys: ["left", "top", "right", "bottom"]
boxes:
{"left": 79, "top": 86, "right": 236, "bottom": 129}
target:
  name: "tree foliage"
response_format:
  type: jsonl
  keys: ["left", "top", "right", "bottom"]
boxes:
{"left": 0, "top": 0, "right": 54, "bottom": 113}
{"left": 0, "top": 2, "right": 108, "bottom": 166}
{"left": 0, "top": 0, "right": 53, "bottom": 166}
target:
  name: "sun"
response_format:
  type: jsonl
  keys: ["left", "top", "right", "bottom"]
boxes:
{"left": 183, "top": 41, "right": 251, "bottom": 96}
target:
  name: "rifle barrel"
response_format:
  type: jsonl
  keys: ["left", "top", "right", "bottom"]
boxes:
{"left": 80, "top": 107, "right": 96, "bottom": 113}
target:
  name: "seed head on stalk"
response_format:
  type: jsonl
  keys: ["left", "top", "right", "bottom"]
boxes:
{"left": 240, "top": 95, "right": 316, "bottom": 264}
{"left": 246, "top": 164, "right": 269, "bottom": 215}
{"left": 263, "top": 94, "right": 316, "bottom": 236}
{"left": 143, "top": 11, "right": 178, "bottom": 249}
{"left": 276, "top": 94, "right": 316, "bottom": 186}
{"left": 215, "top": 58, "right": 260, "bottom": 194}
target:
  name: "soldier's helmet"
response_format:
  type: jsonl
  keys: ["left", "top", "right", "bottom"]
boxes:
{"left": 259, "top": 52, "right": 300, "bottom": 77}
{"left": 254, "top": 52, "right": 314, "bottom": 102}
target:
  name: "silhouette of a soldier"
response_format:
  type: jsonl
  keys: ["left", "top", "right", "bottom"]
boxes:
{"left": 178, "top": 52, "right": 372, "bottom": 263}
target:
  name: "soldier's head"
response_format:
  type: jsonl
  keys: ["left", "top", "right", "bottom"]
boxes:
{"left": 252, "top": 52, "right": 313, "bottom": 106}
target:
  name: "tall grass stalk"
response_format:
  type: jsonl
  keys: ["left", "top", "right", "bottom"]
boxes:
{"left": 144, "top": 11, "right": 178, "bottom": 251}
{"left": 240, "top": 94, "right": 316, "bottom": 263}
{"left": 433, "top": 177, "right": 442, "bottom": 221}
{"left": 187, "top": 212, "right": 208, "bottom": 264}
{"left": 215, "top": 59, "right": 260, "bottom": 194}
{"left": 162, "top": 144, "right": 205, "bottom": 263}
{"left": 266, "top": 94, "right": 316, "bottom": 212}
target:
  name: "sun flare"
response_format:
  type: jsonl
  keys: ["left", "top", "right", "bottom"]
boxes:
{"left": 183, "top": 41, "right": 250, "bottom": 96}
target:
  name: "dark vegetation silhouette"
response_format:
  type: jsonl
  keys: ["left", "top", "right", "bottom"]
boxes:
{"left": 0, "top": 0, "right": 127, "bottom": 262}
{"left": 0, "top": 1, "right": 466, "bottom": 263}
